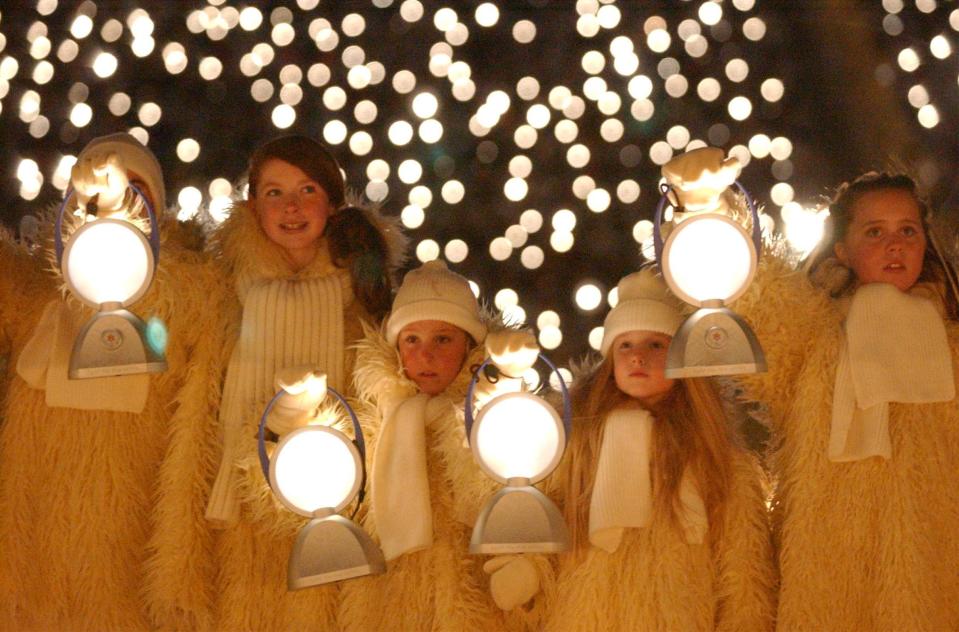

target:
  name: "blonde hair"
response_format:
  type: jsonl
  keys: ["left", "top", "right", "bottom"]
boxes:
{"left": 559, "top": 356, "right": 735, "bottom": 554}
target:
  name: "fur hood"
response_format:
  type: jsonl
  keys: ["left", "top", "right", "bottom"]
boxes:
{"left": 210, "top": 194, "right": 407, "bottom": 305}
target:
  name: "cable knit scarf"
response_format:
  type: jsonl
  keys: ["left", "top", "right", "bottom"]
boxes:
{"left": 829, "top": 282, "right": 954, "bottom": 461}
{"left": 589, "top": 407, "right": 707, "bottom": 552}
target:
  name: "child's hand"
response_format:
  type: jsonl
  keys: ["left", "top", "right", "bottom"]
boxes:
{"left": 483, "top": 555, "right": 540, "bottom": 610}
{"left": 486, "top": 330, "right": 539, "bottom": 377}
{"left": 267, "top": 368, "right": 327, "bottom": 435}
{"left": 70, "top": 150, "right": 129, "bottom": 215}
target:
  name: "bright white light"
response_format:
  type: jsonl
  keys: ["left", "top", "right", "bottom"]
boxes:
{"left": 586, "top": 188, "right": 611, "bottom": 213}
{"left": 418, "top": 119, "right": 443, "bottom": 143}
{"left": 177, "top": 187, "right": 202, "bottom": 216}
{"left": 398, "top": 159, "right": 423, "bottom": 184}
{"left": 509, "top": 155, "right": 533, "bottom": 178}
{"left": 539, "top": 326, "right": 563, "bottom": 350}
{"left": 555, "top": 119, "right": 578, "bottom": 144}
{"left": 918, "top": 104, "right": 940, "bottom": 128}
{"left": 70, "top": 102, "right": 93, "bottom": 127}
{"left": 239, "top": 7, "right": 263, "bottom": 30}
{"left": 575, "top": 283, "right": 602, "bottom": 310}
{"left": 199, "top": 56, "right": 223, "bottom": 80}
{"left": 322, "top": 86, "right": 347, "bottom": 110}
{"left": 527, "top": 103, "right": 551, "bottom": 129}
{"left": 445, "top": 239, "right": 468, "bottom": 262}
{"left": 587, "top": 327, "right": 604, "bottom": 351}
{"left": 513, "top": 20, "right": 536, "bottom": 43}
{"left": 367, "top": 159, "right": 390, "bottom": 181}
{"left": 408, "top": 185, "right": 432, "bottom": 208}
{"left": 401, "top": 205, "right": 425, "bottom": 229}
{"left": 416, "top": 239, "right": 440, "bottom": 262}
{"left": 433, "top": 7, "right": 458, "bottom": 31}
{"left": 748, "top": 133, "right": 772, "bottom": 158}
{"left": 388, "top": 120, "right": 414, "bottom": 145}
{"left": 475, "top": 2, "right": 499, "bottom": 26}
{"left": 514, "top": 125, "right": 537, "bottom": 149}
{"left": 272, "top": 104, "right": 296, "bottom": 128}
{"left": 323, "top": 120, "right": 348, "bottom": 145}
{"left": 628, "top": 75, "right": 653, "bottom": 99}
{"left": 176, "top": 138, "right": 200, "bottom": 162}
{"left": 782, "top": 203, "right": 826, "bottom": 258}
{"left": 728, "top": 96, "right": 752, "bottom": 121}
{"left": 647, "top": 29, "right": 671, "bottom": 53}
{"left": 663, "top": 215, "right": 754, "bottom": 304}
{"left": 92, "top": 52, "right": 118, "bottom": 78}
{"left": 272, "top": 428, "right": 358, "bottom": 514}
{"left": 64, "top": 221, "right": 151, "bottom": 305}
{"left": 552, "top": 209, "right": 577, "bottom": 232}
{"left": 761, "top": 78, "right": 784, "bottom": 102}
{"left": 71, "top": 14, "right": 94, "bottom": 39}
{"left": 566, "top": 144, "right": 590, "bottom": 168}
{"left": 505, "top": 225, "right": 528, "bottom": 248}
{"left": 550, "top": 231, "right": 574, "bottom": 253}
{"left": 442, "top": 180, "right": 465, "bottom": 204}
{"left": 520, "top": 210, "right": 543, "bottom": 233}
{"left": 412, "top": 92, "right": 438, "bottom": 118}
{"left": 898, "top": 47, "right": 920, "bottom": 72}
{"left": 504, "top": 177, "right": 528, "bottom": 202}
{"left": 581, "top": 50, "right": 605, "bottom": 74}
{"left": 521, "top": 246, "right": 544, "bottom": 269}
{"left": 618, "top": 180, "right": 641, "bottom": 204}
{"left": 162, "top": 43, "right": 188, "bottom": 74}
{"left": 489, "top": 237, "right": 513, "bottom": 261}
{"left": 699, "top": 2, "right": 723, "bottom": 25}
{"left": 474, "top": 394, "right": 562, "bottom": 482}
{"left": 347, "top": 65, "right": 372, "bottom": 89}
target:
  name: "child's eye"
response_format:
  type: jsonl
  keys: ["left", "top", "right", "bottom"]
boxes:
{"left": 403, "top": 335, "right": 419, "bottom": 345}
{"left": 650, "top": 341, "right": 665, "bottom": 350}
{"left": 865, "top": 227, "right": 882, "bottom": 238}
{"left": 902, "top": 225, "right": 919, "bottom": 237}
{"left": 302, "top": 184, "right": 318, "bottom": 194}
{"left": 264, "top": 188, "right": 281, "bottom": 197}
{"left": 436, "top": 335, "right": 452, "bottom": 344}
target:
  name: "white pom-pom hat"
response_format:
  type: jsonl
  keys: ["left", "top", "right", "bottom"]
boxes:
{"left": 600, "top": 267, "right": 685, "bottom": 357}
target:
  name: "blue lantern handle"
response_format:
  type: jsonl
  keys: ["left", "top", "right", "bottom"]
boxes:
{"left": 256, "top": 386, "right": 367, "bottom": 501}
{"left": 652, "top": 180, "right": 761, "bottom": 266}
{"left": 55, "top": 182, "right": 161, "bottom": 267}
{"left": 464, "top": 353, "right": 572, "bottom": 446}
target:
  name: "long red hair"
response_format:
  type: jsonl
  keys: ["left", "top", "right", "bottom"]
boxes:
{"left": 557, "top": 356, "right": 736, "bottom": 554}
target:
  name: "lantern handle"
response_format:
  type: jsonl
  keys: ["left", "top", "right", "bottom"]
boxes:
{"left": 256, "top": 386, "right": 368, "bottom": 505}
{"left": 652, "top": 180, "right": 761, "bottom": 264}
{"left": 464, "top": 353, "right": 572, "bottom": 445}
{"left": 55, "top": 182, "right": 160, "bottom": 267}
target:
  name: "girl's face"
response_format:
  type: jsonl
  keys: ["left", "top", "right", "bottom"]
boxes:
{"left": 253, "top": 158, "right": 333, "bottom": 269}
{"left": 398, "top": 320, "right": 470, "bottom": 395}
{"left": 611, "top": 330, "right": 676, "bottom": 407}
{"left": 834, "top": 188, "right": 927, "bottom": 292}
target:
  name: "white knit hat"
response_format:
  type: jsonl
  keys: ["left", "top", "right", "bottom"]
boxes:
{"left": 76, "top": 133, "right": 166, "bottom": 211}
{"left": 600, "top": 267, "right": 685, "bottom": 357}
{"left": 386, "top": 260, "right": 487, "bottom": 345}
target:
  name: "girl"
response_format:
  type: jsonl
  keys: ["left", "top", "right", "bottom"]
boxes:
{"left": 547, "top": 267, "right": 776, "bottom": 631}
{"left": 338, "top": 260, "right": 553, "bottom": 631}
{"left": 201, "top": 135, "right": 403, "bottom": 630}
{"left": 0, "top": 133, "right": 225, "bottom": 631}
{"left": 735, "top": 171, "right": 959, "bottom": 630}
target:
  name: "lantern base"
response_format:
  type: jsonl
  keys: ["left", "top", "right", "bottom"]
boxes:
{"left": 288, "top": 514, "right": 386, "bottom": 591}
{"left": 666, "top": 305, "right": 766, "bottom": 378}
{"left": 69, "top": 308, "right": 167, "bottom": 379}
{"left": 470, "top": 483, "right": 569, "bottom": 554}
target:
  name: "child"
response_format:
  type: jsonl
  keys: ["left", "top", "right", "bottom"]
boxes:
{"left": 338, "top": 260, "right": 553, "bottom": 631}
{"left": 202, "top": 135, "right": 403, "bottom": 630}
{"left": 0, "top": 133, "right": 225, "bottom": 630}
{"left": 735, "top": 171, "right": 959, "bottom": 629}
{"left": 546, "top": 267, "right": 776, "bottom": 631}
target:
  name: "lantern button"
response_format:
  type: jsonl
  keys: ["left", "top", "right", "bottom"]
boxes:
{"left": 705, "top": 326, "right": 728, "bottom": 349}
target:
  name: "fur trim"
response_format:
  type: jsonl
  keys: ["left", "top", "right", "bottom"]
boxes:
{"left": 735, "top": 250, "right": 959, "bottom": 629}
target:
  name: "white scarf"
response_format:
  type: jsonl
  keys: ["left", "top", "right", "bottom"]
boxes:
{"left": 371, "top": 393, "right": 433, "bottom": 561}
{"left": 16, "top": 299, "right": 149, "bottom": 412}
{"left": 589, "top": 407, "right": 707, "bottom": 552}
{"left": 830, "top": 283, "right": 954, "bottom": 462}
{"left": 205, "top": 273, "right": 349, "bottom": 525}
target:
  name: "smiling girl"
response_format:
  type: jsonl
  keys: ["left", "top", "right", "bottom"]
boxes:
{"left": 202, "top": 135, "right": 404, "bottom": 630}
{"left": 546, "top": 267, "right": 776, "bottom": 631}
{"left": 735, "top": 171, "right": 959, "bottom": 629}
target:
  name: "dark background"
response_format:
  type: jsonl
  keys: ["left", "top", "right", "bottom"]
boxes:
{"left": 1, "top": 0, "right": 956, "bottom": 365}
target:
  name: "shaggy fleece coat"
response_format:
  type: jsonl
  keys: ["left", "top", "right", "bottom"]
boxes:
{"left": 206, "top": 200, "right": 403, "bottom": 631}
{"left": 337, "top": 324, "right": 555, "bottom": 632}
{"left": 0, "top": 218, "right": 226, "bottom": 631}
{"left": 734, "top": 255, "right": 959, "bottom": 631}
{"left": 545, "top": 412, "right": 776, "bottom": 631}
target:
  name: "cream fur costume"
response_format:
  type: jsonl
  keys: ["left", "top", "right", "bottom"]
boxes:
{"left": 337, "top": 323, "right": 556, "bottom": 632}
{"left": 203, "top": 197, "right": 404, "bottom": 631}
{"left": 544, "top": 404, "right": 776, "bottom": 632}
{"left": 0, "top": 208, "right": 225, "bottom": 631}
{"left": 734, "top": 253, "right": 959, "bottom": 630}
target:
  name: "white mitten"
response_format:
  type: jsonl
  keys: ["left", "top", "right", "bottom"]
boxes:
{"left": 483, "top": 555, "right": 540, "bottom": 611}
{"left": 266, "top": 368, "right": 327, "bottom": 436}
{"left": 486, "top": 329, "right": 539, "bottom": 378}
{"left": 661, "top": 146, "right": 741, "bottom": 214}
{"left": 70, "top": 150, "right": 130, "bottom": 215}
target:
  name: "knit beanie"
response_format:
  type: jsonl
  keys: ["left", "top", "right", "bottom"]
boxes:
{"left": 600, "top": 267, "right": 685, "bottom": 357}
{"left": 248, "top": 135, "right": 345, "bottom": 208}
{"left": 386, "top": 260, "right": 487, "bottom": 346}
{"left": 75, "top": 133, "right": 165, "bottom": 211}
